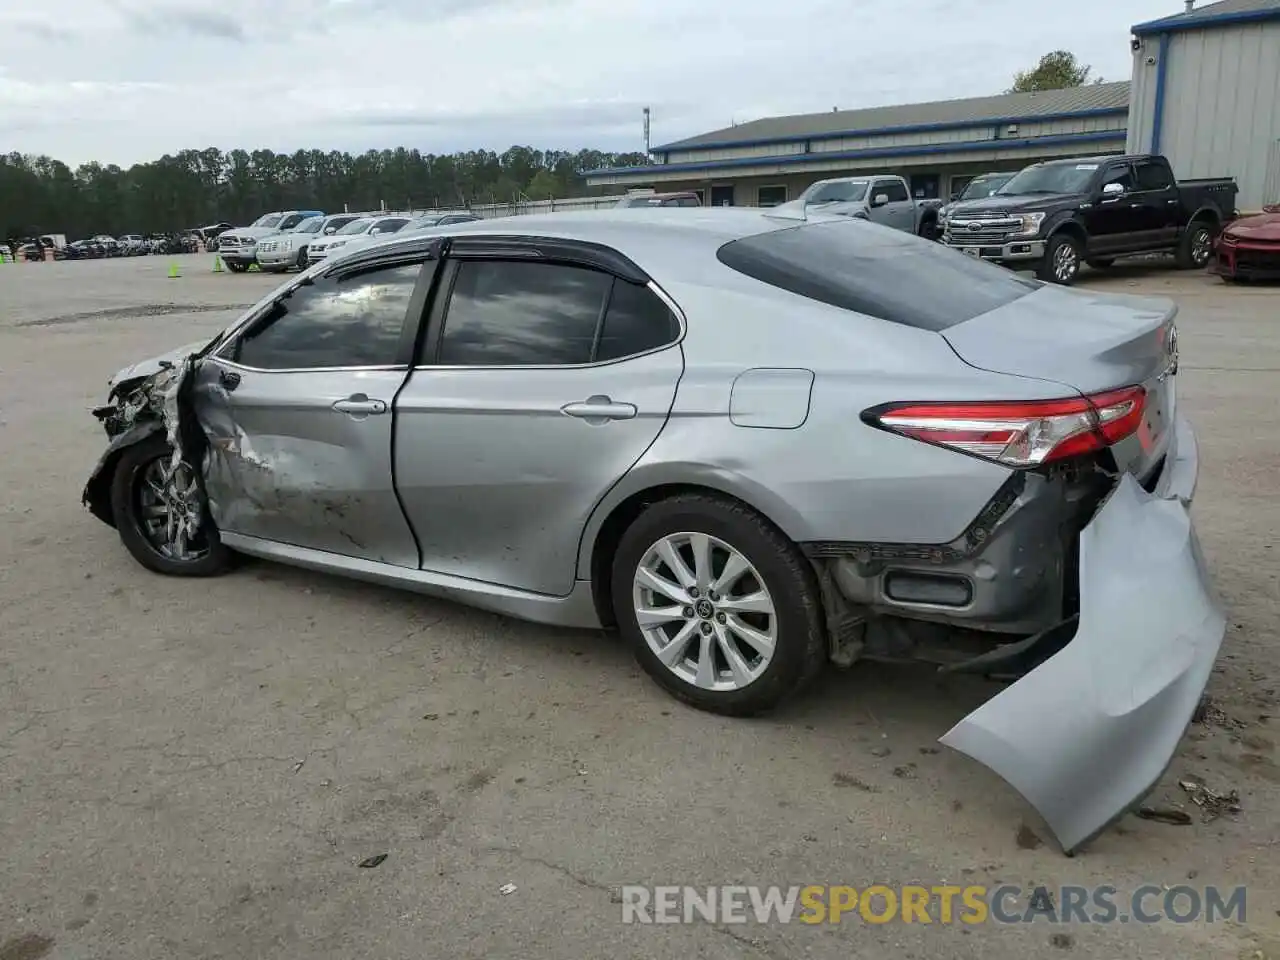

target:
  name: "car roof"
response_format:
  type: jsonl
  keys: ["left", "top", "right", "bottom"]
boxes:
{"left": 338, "top": 208, "right": 845, "bottom": 282}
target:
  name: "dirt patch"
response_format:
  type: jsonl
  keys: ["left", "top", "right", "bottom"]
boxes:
{"left": 0, "top": 934, "right": 54, "bottom": 960}
{"left": 18, "top": 303, "right": 252, "bottom": 328}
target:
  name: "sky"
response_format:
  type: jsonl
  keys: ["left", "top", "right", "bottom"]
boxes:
{"left": 0, "top": 0, "right": 1187, "bottom": 168}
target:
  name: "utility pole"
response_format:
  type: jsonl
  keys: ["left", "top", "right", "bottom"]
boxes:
{"left": 643, "top": 107, "right": 651, "bottom": 156}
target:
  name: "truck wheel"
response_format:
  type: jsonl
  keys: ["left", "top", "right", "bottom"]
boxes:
{"left": 226, "top": 261, "right": 247, "bottom": 274}
{"left": 1039, "top": 234, "right": 1082, "bottom": 285}
{"left": 295, "top": 249, "right": 308, "bottom": 270}
{"left": 1177, "top": 221, "right": 1214, "bottom": 269}
{"left": 1086, "top": 258, "right": 1114, "bottom": 269}
{"left": 918, "top": 217, "right": 940, "bottom": 242}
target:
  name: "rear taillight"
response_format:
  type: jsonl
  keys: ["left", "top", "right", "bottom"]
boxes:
{"left": 862, "top": 386, "right": 1146, "bottom": 467}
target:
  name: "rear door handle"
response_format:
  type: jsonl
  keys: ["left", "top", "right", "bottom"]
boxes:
{"left": 561, "top": 395, "right": 637, "bottom": 422}
{"left": 332, "top": 393, "right": 388, "bottom": 417}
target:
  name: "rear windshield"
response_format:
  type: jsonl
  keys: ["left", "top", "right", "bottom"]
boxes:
{"left": 716, "top": 220, "right": 1039, "bottom": 332}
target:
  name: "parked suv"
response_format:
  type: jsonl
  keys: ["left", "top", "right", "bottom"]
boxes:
{"left": 942, "top": 154, "right": 1236, "bottom": 284}
{"left": 254, "top": 215, "right": 353, "bottom": 272}
{"left": 306, "top": 215, "right": 411, "bottom": 264}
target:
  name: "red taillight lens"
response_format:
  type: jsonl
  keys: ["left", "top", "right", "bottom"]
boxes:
{"left": 863, "top": 386, "right": 1146, "bottom": 467}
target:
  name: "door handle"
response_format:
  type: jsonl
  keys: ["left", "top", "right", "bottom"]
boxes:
{"left": 332, "top": 393, "right": 387, "bottom": 416}
{"left": 561, "top": 395, "right": 637, "bottom": 422}
{"left": 219, "top": 369, "right": 241, "bottom": 391}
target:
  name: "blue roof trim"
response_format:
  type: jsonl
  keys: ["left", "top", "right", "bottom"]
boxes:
{"left": 590, "top": 131, "right": 1127, "bottom": 178}
{"left": 651, "top": 106, "right": 1128, "bottom": 153}
{"left": 1132, "top": 6, "right": 1280, "bottom": 35}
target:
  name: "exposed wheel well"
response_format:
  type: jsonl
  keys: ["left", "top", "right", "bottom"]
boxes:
{"left": 588, "top": 483, "right": 778, "bottom": 629}
{"left": 1049, "top": 221, "right": 1086, "bottom": 246}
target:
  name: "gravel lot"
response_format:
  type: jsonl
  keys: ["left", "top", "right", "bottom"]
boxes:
{"left": 1, "top": 253, "right": 1278, "bottom": 960}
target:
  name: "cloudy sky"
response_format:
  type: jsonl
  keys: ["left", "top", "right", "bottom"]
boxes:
{"left": 1, "top": 0, "right": 1182, "bottom": 167}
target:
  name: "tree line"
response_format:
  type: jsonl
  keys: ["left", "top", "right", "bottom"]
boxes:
{"left": 0, "top": 146, "right": 650, "bottom": 240}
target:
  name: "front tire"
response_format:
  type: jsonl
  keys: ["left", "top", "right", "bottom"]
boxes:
{"left": 109, "top": 434, "right": 232, "bottom": 577}
{"left": 296, "top": 248, "right": 308, "bottom": 270}
{"left": 610, "top": 494, "right": 826, "bottom": 716}
{"left": 1039, "top": 233, "right": 1082, "bottom": 285}
{"left": 226, "top": 261, "right": 248, "bottom": 273}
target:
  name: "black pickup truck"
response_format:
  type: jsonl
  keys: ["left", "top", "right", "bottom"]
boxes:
{"left": 941, "top": 154, "right": 1237, "bottom": 284}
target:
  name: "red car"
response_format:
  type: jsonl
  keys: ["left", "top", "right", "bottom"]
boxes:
{"left": 1213, "top": 204, "right": 1280, "bottom": 281}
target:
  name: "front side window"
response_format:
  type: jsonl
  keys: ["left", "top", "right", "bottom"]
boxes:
{"left": 877, "top": 180, "right": 909, "bottom": 202}
{"left": 233, "top": 263, "right": 421, "bottom": 370}
{"left": 372, "top": 218, "right": 409, "bottom": 235}
{"left": 1101, "top": 164, "right": 1136, "bottom": 192}
{"left": 324, "top": 216, "right": 360, "bottom": 233}
{"left": 278, "top": 214, "right": 307, "bottom": 230}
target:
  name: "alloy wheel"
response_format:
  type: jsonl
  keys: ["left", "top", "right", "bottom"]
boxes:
{"left": 135, "top": 457, "right": 210, "bottom": 562}
{"left": 632, "top": 532, "right": 777, "bottom": 691}
{"left": 1191, "top": 228, "right": 1212, "bottom": 266}
{"left": 1053, "top": 242, "right": 1079, "bottom": 283}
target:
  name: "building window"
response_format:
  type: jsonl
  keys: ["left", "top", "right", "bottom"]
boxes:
{"left": 757, "top": 185, "right": 787, "bottom": 207}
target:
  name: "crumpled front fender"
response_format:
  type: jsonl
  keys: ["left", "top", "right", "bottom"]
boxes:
{"left": 82, "top": 420, "right": 166, "bottom": 527}
{"left": 942, "top": 418, "right": 1226, "bottom": 853}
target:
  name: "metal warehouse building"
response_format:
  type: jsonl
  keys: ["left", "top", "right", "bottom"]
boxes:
{"left": 585, "top": 83, "right": 1131, "bottom": 207}
{"left": 1127, "top": 0, "right": 1280, "bottom": 210}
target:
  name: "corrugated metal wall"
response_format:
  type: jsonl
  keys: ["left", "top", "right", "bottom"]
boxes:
{"left": 1128, "top": 20, "right": 1280, "bottom": 209}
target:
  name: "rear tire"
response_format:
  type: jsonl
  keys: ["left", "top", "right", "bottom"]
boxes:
{"left": 109, "top": 434, "right": 233, "bottom": 578}
{"left": 1038, "top": 233, "right": 1082, "bottom": 285}
{"left": 610, "top": 494, "right": 826, "bottom": 717}
{"left": 1177, "top": 221, "right": 1214, "bottom": 269}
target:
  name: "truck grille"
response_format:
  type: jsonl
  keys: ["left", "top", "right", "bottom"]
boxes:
{"left": 258, "top": 241, "right": 276, "bottom": 252}
{"left": 944, "top": 217, "right": 1021, "bottom": 246}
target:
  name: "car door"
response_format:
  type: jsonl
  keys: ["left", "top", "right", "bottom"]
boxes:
{"left": 194, "top": 251, "right": 438, "bottom": 567}
{"left": 880, "top": 178, "right": 917, "bottom": 231}
{"left": 1082, "top": 162, "right": 1138, "bottom": 254}
{"left": 394, "top": 242, "right": 685, "bottom": 597}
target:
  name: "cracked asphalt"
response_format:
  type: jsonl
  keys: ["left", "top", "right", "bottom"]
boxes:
{"left": 1, "top": 254, "right": 1278, "bottom": 959}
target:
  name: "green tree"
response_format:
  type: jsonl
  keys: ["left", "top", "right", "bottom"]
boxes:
{"left": 1009, "top": 50, "right": 1099, "bottom": 93}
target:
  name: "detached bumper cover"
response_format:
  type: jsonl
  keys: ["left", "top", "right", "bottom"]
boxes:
{"left": 941, "top": 416, "right": 1225, "bottom": 853}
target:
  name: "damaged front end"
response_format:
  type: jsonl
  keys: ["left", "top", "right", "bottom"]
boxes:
{"left": 83, "top": 355, "right": 209, "bottom": 531}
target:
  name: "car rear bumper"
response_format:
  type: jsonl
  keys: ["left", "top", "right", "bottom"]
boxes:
{"left": 942, "top": 415, "right": 1225, "bottom": 852}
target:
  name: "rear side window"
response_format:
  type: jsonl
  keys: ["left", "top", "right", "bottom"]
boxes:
{"left": 436, "top": 260, "right": 679, "bottom": 366}
{"left": 717, "top": 220, "right": 1038, "bottom": 332}
{"left": 1134, "top": 161, "right": 1174, "bottom": 192}
{"left": 597, "top": 281, "right": 680, "bottom": 361}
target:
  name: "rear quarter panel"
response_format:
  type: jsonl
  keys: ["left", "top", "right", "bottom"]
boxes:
{"left": 576, "top": 270, "right": 1074, "bottom": 577}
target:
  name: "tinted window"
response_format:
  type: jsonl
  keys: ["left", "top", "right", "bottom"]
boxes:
{"left": 1134, "top": 161, "right": 1174, "bottom": 192}
{"left": 325, "top": 216, "right": 360, "bottom": 232}
{"left": 278, "top": 214, "right": 306, "bottom": 230}
{"left": 439, "top": 260, "right": 611, "bottom": 366}
{"left": 235, "top": 263, "right": 421, "bottom": 369}
{"left": 675, "top": 197, "right": 700, "bottom": 207}
{"left": 878, "top": 180, "right": 909, "bottom": 202}
{"left": 597, "top": 281, "right": 679, "bottom": 361}
{"left": 717, "top": 220, "right": 1038, "bottom": 332}
{"left": 336, "top": 218, "right": 375, "bottom": 235}
{"left": 372, "top": 218, "right": 409, "bottom": 234}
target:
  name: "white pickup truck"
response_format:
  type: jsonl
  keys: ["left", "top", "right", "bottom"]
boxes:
{"left": 792, "top": 175, "right": 942, "bottom": 238}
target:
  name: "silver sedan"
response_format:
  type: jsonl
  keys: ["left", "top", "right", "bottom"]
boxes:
{"left": 83, "top": 209, "right": 1223, "bottom": 854}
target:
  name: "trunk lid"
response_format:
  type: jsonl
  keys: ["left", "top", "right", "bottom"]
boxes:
{"left": 942, "top": 285, "right": 1179, "bottom": 481}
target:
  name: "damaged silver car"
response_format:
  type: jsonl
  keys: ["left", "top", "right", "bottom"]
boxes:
{"left": 82, "top": 211, "right": 1225, "bottom": 853}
